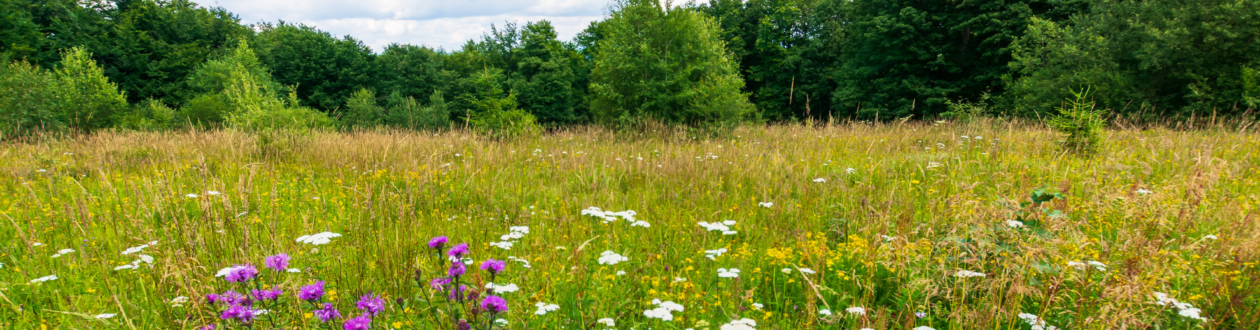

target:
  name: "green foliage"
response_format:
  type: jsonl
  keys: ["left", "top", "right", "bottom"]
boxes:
{"left": 0, "top": 60, "right": 64, "bottom": 139}
{"left": 510, "top": 21, "right": 584, "bottom": 125}
{"left": 1243, "top": 66, "right": 1260, "bottom": 110}
{"left": 1046, "top": 87, "right": 1106, "bottom": 155}
{"left": 590, "top": 0, "right": 754, "bottom": 127}
{"left": 56, "top": 46, "right": 129, "bottom": 132}
{"left": 942, "top": 93, "right": 992, "bottom": 122}
{"left": 255, "top": 22, "right": 379, "bottom": 111}
{"left": 115, "top": 99, "right": 178, "bottom": 131}
{"left": 340, "top": 88, "right": 384, "bottom": 129}
{"left": 180, "top": 93, "right": 231, "bottom": 127}
{"left": 377, "top": 44, "right": 455, "bottom": 106}
{"left": 215, "top": 41, "right": 331, "bottom": 131}
{"left": 469, "top": 108, "right": 543, "bottom": 138}
{"left": 385, "top": 90, "right": 451, "bottom": 130}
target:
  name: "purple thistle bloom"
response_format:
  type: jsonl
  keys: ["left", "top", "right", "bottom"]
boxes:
{"left": 446, "top": 243, "right": 469, "bottom": 258}
{"left": 480, "top": 295, "right": 508, "bottom": 313}
{"left": 206, "top": 293, "right": 220, "bottom": 304}
{"left": 251, "top": 287, "right": 283, "bottom": 301}
{"left": 224, "top": 264, "right": 258, "bottom": 283}
{"left": 457, "top": 319, "right": 470, "bottom": 330}
{"left": 314, "top": 303, "right": 342, "bottom": 322}
{"left": 447, "top": 284, "right": 468, "bottom": 300}
{"left": 448, "top": 261, "right": 466, "bottom": 277}
{"left": 264, "top": 253, "right": 291, "bottom": 272}
{"left": 343, "top": 313, "right": 372, "bottom": 330}
{"left": 218, "top": 290, "right": 248, "bottom": 306}
{"left": 480, "top": 259, "right": 506, "bottom": 275}
{"left": 427, "top": 236, "right": 448, "bottom": 249}
{"left": 198, "top": 325, "right": 215, "bottom": 330}
{"left": 429, "top": 277, "right": 451, "bottom": 291}
{"left": 299, "top": 281, "right": 326, "bottom": 301}
{"left": 356, "top": 293, "right": 386, "bottom": 316}
{"left": 220, "top": 304, "right": 256, "bottom": 323}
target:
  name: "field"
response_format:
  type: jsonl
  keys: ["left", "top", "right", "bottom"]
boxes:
{"left": 1, "top": 121, "right": 1257, "bottom": 329}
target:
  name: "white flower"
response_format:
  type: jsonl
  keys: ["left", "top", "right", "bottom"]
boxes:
{"left": 185, "top": 193, "right": 199, "bottom": 198}
{"left": 1203, "top": 234, "right": 1218, "bottom": 240}
{"left": 616, "top": 270, "right": 626, "bottom": 276}
{"left": 95, "top": 313, "right": 116, "bottom": 319}
{"left": 252, "top": 309, "right": 270, "bottom": 316}
{"left": 781, "top": 268, "right": 793, "bottom": 274}
{"left": 121, "top": 243, "right": 152, "bottom": 255}
{"left": 534, "top": 302, "right": 561, "bottom": 315}
{"left": 927, "top": 162, "right": 942, "bottom": 169}
{"left": 718, "top": 268, "right": 741, "bottom": 278}
{"left": 30, "top": 275, "right": 58, "bottom": 283}
{"left": 136, "top": 254, "right": 154, "bottom": 264}
{"left": 1087, "top": 261, "right": 1108, "bottom": 271}
{"left": 295, "top": 232, "right": 342, "bottom": 245}
{"left": 597, "top": 318, "right": 615, "bottom": 327}
{"left": 1135, "top": 189, "right": 1153, "bottom": 195}
{"left": 722, "top": 230, "right": 739, "bottom": 235}
{"left": 508, "top": 256, "right": 532, "bottom": 268}
{"left": 287, "top": 268, "right": 301, "bottom": 273}
{"left": 758, "top": 202, "right": 773, "bottom": 208}
{"left": 598, "top": 251, "right": 628, "bottom": 265}
{"left": 673, "top": 277, "right": 687, "bottom": 283}
{"left": 486, "top": 282, "right": 519, "bottom": 293}
{"left": 881, "top": 235, "right": 897, "bottom": 242}
{"left": 751, "top": 303, "right": 764, "bottom": 310}
{"left": 818, "top": 309, "right": 832, "bottom": 316}
{"left": 170, "top": 296, "right": 190, "bottom": 307}
{"left": 704, "top": 248, "right": 728, "bottom": 260}
{"left": 912, "top": 327, "right": 936, "bottom": 330}
{"left": 720, "top": 318, "right": 757, "bottom": 330}
{"left": 461, "top": 257, "right": 474, "bottom": 265}
{"left": 954, "top": 270, "right": 986, "bottom": 278}
{"left": 846, "top": 168, "right": 857, "bottom": 174}
{"left": 33, "top": 242, "right": 43, "bottom": 246}
{"left": 114, "top": 264, "right": 137, "bottom": 270}
{"left": 215, "top": 265, "right": 247, "bottom": 277}
{"left": 845, "top": 306, "right": 865, "bottom": 315}
{"left": 501, "top": 232, "right": 526, "bottom": 240}
{"left": 697, "top": 221, "right": 731, "bottom": 232}
{"left": 654, "top": 299, "right": 685, "bottom": 312}
{"left": 630, "top": 220, "right": 651, "bottom": 228}
{"left": 490, "top": 241, "right": 514, "bottom": 250}
{"left": 813, "top": 178, "right": 826, "bottom": 183}
{"left": 509, "top": 226, "right": 530, "bottom": 234}
{"left": 51, "top": 248, "right": 75, "bottom": 258}
{"left": 1178, "top": 308, "right": 1205, "bottom": 320}
{"left": 799, "top": 268, "right": 817, "bottom": 274}
{"left": 494, "top": 318, "right": 508, "bottom": 325}
{"left": 1006, "top": 220, "right": 1025, "bottom": 228}
{"left": 206, "top": 190, "right": 221, "bottom": 196}
{"left": 644, "top": 307, "right": 674, "bottom": 321}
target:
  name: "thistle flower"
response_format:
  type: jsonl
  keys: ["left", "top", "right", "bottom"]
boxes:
{"left": 356, "top": 293, "right": 386, "bottom": 316}
{"left": 447, "top": 243, "right": 469, "bottom": 258}
{"left": 299, "top": 281, "right": 326, "bottom": 301}
{"left": 481, "top": 295, "right": 508, "bottom": 313}
{"left": 220, "top": 304, "right": 256, "bottom": 323}
{"left": 314, "top": 303, "right": 341, "bottom": 322}
{"left": 224, "top": 264, "right": 258, "bottom": 283}
{"left": 428, "top": 236, "right": 448, "bottom": 249}
{"left": 264, "top": 253, "right": 291, "bottom": 272}
{"left": 480, "top": 259, "right": 506, "bottom": 275}
{"left": 251, "top": 287, "right": 283, "bottom": 301}
{"left": 448, "top": 261, "right": 466, "bottom": 277}
{"left": 343, "top": 314, "right": 372, "bottom": 330}
{"left": 430, "top": 277, "right": 451, "bottom": 291}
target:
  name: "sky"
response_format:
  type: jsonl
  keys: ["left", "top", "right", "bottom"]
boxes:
{"left": 190, "top": 0, "right": 613, "bottom": 53}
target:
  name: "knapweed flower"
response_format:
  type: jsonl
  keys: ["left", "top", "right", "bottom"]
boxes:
{"left": 264, "top": 253, "right": 291, "bottom": 272}
{"left": 597, "top": 318, "right": 615, "bottom": 326}
{"left": 448, "top": 284, "right": 468, "bottom": 300}
{"left": 215, "top": 291, "right": 248, "bottom": 305}
{"left": 221, "top": 304, "right": 256, "bottom": 323}
{"left": 299, "top": 281, "right": 326, "bottom": 301}
{"left": 845, "top": 306, "right": 866, "bottom": 315}
{"left": 428, "top": 236, "right": 448, "bottom": 249}
{"left": 447, "top": 243, "right": 469, "bottom": 258}
{"left": 448, "top": 261, "right": 467, "bottom": 277}
{"left": 314, "top": 303, "right": 341, "bottom": 322}
{"left": 457, "top": 319, "right": 470, "bottom": 330}
{"left": 598, "top": 251, "right": 628, "bottom": 265}
{"left": 534, "top": 302, "right": 560, "bottom": 315}
{"left": 295, "top": 232, "right": 342, "bottom": 245}
{"left": 480, "top": 259, "right": 506, "bottom": 275}
{"left": 224, "top": 264, "right": 258, "bottom": 283}
{"left": 356, "top": 293, "right": 386, "bottom": 316}
{"left": 481, "top": 295, "right": 508, "bottom": 313}
{"left": 429, "top": 277, "right": 451, "bottom": 291}
{"left": 251, "top": 287, "right": 283, "bottom": 301}
{"left": 954, "top": 270, "right": 986, "bottom": 278}
{"left": 343, "top": 314, "right": 372, "bottom": 330}
{"left": 717, "top": 268, "right": 740, "bottom": 278}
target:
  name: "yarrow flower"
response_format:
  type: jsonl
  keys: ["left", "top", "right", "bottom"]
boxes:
{"left": 846, "top": 306, "right": 866, "bottom": 315}
{"left": 818, "top": 309, "right": 832, "bottom": 316}
{"left": 314, "top": 303, "right": 341, "bottom": 322}
{"left": 720, "top": 318, "right": 757, "bottom": 330}
{"left": 597, "top": 318, "right": 615, "bottom": 327}
{"left": 534, "top": 302, "right": 560, "bottom": 315}
{"left": 718, "top": 268, "right": 741, "bottom": 278}
{"left": 704, "top": 248, "right": 727, "bottom": 260}
{"left": 643, "top": 299, "right": 684, "bottom": 321}
{"left": 954, "top": 270, "right": 986, "bottom": 278}
{"left": 481, "top": 295, "right": 509, "bottom": 313}
{"left": 342, "top": 314, "right": 372, "bottom": 330}
{"left": 598, "top": 251, "right": 628, "bottom": 265}
{"left": 485, "top": 282, "right": 519, "bottom": 293}
{"left": 30, "top": 275, "right": 58, "bottom": 283}
{"left": 758, "top": 202, "right": 773, "bottom": 208}
{"left": 299, "top": 281, "right": 326, "bottom": 301}
{"left": 356, "top": 293, "right": 386, "bottom": 316}
{"left": 428, "top": 236, "right": 448, "bottom": 249}
{"left": 260, "top": 253, "right": 290, "bottom": 272}
{"left": 295, "top": 232, "right": 342, "bottom": 245}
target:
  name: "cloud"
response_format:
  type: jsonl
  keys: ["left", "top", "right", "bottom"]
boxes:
{"left": 193, "top": 0, "right": 610, "bottom": 51}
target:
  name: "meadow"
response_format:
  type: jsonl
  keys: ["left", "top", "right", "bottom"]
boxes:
{"left": 0, "top": 120, "right": 1257, "bottom": 329}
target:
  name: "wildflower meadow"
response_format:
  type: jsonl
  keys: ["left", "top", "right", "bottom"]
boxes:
{"left": 1, "top": 121, "right": 1257, "bottom": 329}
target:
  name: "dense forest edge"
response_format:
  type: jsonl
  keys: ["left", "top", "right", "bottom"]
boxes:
{"left": 3, "top": 0, "right": 1260, "bottom": 139}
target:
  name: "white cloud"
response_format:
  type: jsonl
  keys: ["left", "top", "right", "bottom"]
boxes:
{"left": 193, "top": 0, "right": 611, "bottom": 51}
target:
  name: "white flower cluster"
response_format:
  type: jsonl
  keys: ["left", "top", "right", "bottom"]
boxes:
{"left": 507, "top": 256, "right": 532, "bottom": 268}
{"left": 954, "top": 270, "right": 986, "bottom": 278}
{"left": 596, "top": 318, "right": 615, "bottom": 327}
{"left": 30, "top": 275, "right": 58, "bottom": 283}
{"left": 704, "top": 248, "right": 727, "bottom": 260}
{"left": 114, "top": 254, "right": 154, "bottom": 270}
{"left": 534, "top": 302, "right": 560, "bottom": 315}
{"left": 813, "top": 178, "right": 827, "bottom": 183}
{"left": 51, "top": 248, "right": 75, "bottom": 258}
{"left": 296, "top": 232, "right": 342, "bottom": 245}
{"left": 1017, "top": 313, "right": 1058, "bottom": 330}
{"left": 1153, "top": 292, "right": 1207, "bottom": 321}
{"left": 757, "top": 202, "right": 773, "bottom": 208}
{"left": 719, "top": 318, "right": 757, "bottom": 330}
{"left": 643, "top": 299, "right": 684, "bottom": 321}
{"left": 581, "top": 207, "right": 638, "bottom": 224}
{"left": 491, "top": 226, "right": 530, "bottom": 250}
{"left": 698, "top": 220, "right": 738, "bottom": 235}
{"left": 1005, "top": 220, "right": 1025, "bottom": 228}
{"left": 486, "top": 282, "right": 519, "bottom": 293}
{"left": 122, "top": 241, "right": 158, "bottom": 255}
{"left": 598, "top": 251, "right": 628, "bottom": 265}
{"left": 717, "top": 268, "right": 740, "bottom": 278}
{"left": 1067, "top": 260, "right": 1107, "bottom": 271}
{"left": 846, "top": 306, "right": 866, "bottom": 315}
{"left": 170, "top": 296, "right": 190, "bottom": 307}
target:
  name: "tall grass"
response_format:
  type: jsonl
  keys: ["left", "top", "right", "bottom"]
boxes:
{"left": 0, "top": 120, "right": 1257, "bottom": 329}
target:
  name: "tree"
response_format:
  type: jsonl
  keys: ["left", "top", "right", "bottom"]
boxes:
{"left": 255, "top": 22, "right": 378, "bottom": 111}
{"left": 590, "top": 0, "right": 754, "bottom": 127}
{"left": 57, "top": 46, "right": 128, "bottom": 131}
{"left": 511, "top": 21, "right": 582, "bottom": 124}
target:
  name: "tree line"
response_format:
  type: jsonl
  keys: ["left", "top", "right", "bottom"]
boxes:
{"left": 3, "top": 0, "right": 1259, "bottom": 137}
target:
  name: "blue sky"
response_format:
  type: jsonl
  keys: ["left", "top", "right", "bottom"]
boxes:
{"left": 191, "top": 0, "right": 613, "bottom": 52}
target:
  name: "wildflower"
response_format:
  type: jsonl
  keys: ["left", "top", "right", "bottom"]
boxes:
{"left": 846, "top": 168, "right": 856, "bottom": 174}
{"left": 299, "top": 281, "right": 327, "bottom": 301}
{"left": 881, "top": 235, "right": 897, "bottom": 242}
{"left": 428, "top": 236, "right": 448, "bottom": 249}
{"left": 251, "top": 287, "right": 283, "bottom": 301}
{"left": 429, "top": 278, "right": 451, "bottom": 291}
{"left": 357, "top": 293, "right": 386, "bottom": 316}
{"left": 1135, "top": 189, "right": 1153, "bottom": 195}
{"left": 343, "top": 314, "right": 372, "bottom": 330}
{"left": 509, "top": 226, "right": 530, "bottom": 234}
{"left": 186, "top": 193, "right": 199, "bottom": 198}
{"left": 1005, "top": 220, "right": 1025, "bottom": 228}
{"left": 457, "top": 319, "right": 471, "bottom": 330}
{"left": 170, "top": 296, "right": 190, "bottom": 307}
{"left": 501, "top": 232, "right": 525, "bottom": 241}
{"left": 447, "top": 243, "right": 470, "bottom": 258}
{"left": 720, "top": 318, "right": 757, "bottom": 330}
{"left": 264, "top": 253, "right": 291, "bottom": 272}
{"left": 705, "top": 248, "right": 728, "bottom": 260}
{"left": 310, "top": 303, "right": 341, "bottom": 322}
{"left": 718, "top": 268, "right": 740, "bottom": 278}
{"left": 288, "top": 268, "right": 301, "bottom": 273}
{"left": 697, "top": 221, "right": 731, "bottom": 232}
{"left": 51, "top": 248, "right": 75, "bottom": 258}
{"left": 481, "top": 259, "right": 507, "bottom": 275}
{"left": 818, "top": 309, "right": 832, "bottom": 316}
{"left": 214, "top": 291, "right": 247, "bottom": 305}
{"left": 752, "top": 303, "right": 764, "bottom": 309}
{"left": 598, "top": 251, "right": 628, "bottom": 265}
{"left": 781, "top": 268, "right": 792, "bottom": 274}
{"left": 481, "top": 295, "right": 509, "bottom": 313}
{"left": 224, "top": 264, "right": 258, "bottom": 283}
{"left": 534, "top": 302, "right": 560, "bottom": 315}
{"left": 121, "top": 242, "right": 154, "bottom": 255}
{"left": 296, "top": 232, "right": 342, "bottom": 245}
{"left": 221, "top": 304, "right": 256, "bottom": 323}
{"left": 846, "top": 306, "right": 866, "bottom": 315}
{"left": 1087, "top": 261, "right": 1108, "bottom": 271}
{"left": 799, "top": 268, "right": 817, "bottom": 274}
{"left": 813, "top": 178, "right": 826, "bottom": 183}
{"left": 954, "top": 270, "right": 986, "bottom": 278}
{"left": 758, "top": 202, "right": 773, "bottom": 208}
{"left": 1204, "top": 234, "right": 1218, "bottom": 240}
{"left": 490, "top": 241, "right": 514, "bottom": 250}
{"left": 912, "top": 327, "right": 935, "bottom": 330}
{"left": 631, "top": 220, "right": 651, "bottom": 227}
{"left": 95, "top": 313, "right": 116, "bottom": 319}
{"left": 616, "top": 271, "right": 626, "bottom": 276}
{"left": 30, "top": 275, "right": 58, "bottom": 283}
{"left": 485, "top": 282, "right": 519, "bottom": 293}
{"left": 915, "top": 312, "right": 927, "bottom": 318}
{"left": 447, "top": 284, "right": 468, "bottom": 300}
{"left": 597, "top": 318, "right": 616, "bottom": 326}
{"left": 643, "top": 308, "right": 675, "bottom": 321}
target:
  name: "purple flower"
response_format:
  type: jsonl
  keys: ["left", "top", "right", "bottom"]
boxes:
{"left": 206, "top": 293, "right": 220, "bottom": 304}
{"left": 218, "top": 291, "right": 248, "bottom": 306}
{"left": 480, "top": 295, "right": 508, "bottom": 313}
{"left": 356, "top": 293, "right": 386, "bottom": 316}
{"left": 299, "top": 281, "right": 326, "bottom": 301}
{"left": 447, "top": 284, "right": 468, "bottom": 300}
{"left": 314, "top": 303, "right": 342, "bottom": 322}
{"left": 264, "top": 253, "right": 291, "bottom": 272}
{"left": 446, "top": 243, "right": 469, "bottom": 258}
{"left": 480, "top": 259, "right": 506, "bottom": 275}
{"left": 225, "top": 264, "right": 258, "bottom": 283}
{"left": 448, "top": 261, "right": 466, "bottom": 277}
{"left": 428, "top": 236, "right": 448, "bottom": 249}
{"left": 198, "top": 325, "right": 216, "bottom": 330}
{"left": 429, "top": 277, "right": 451, "bottom": 291}
{"left": 457, "top": 319, "right": 470, "bottom": 330}
{"left": 343, "top": 313, "right": 372, "bottom": 330}
{"left": 220, "top": 304, "right": 256, "bottom": 323}
{"left": 251, "top": 287, "right": 283, "bottom": 301}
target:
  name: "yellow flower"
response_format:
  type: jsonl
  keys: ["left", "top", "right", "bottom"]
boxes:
{"left": 393, "top": 321, "right": 403, "bottom": 329}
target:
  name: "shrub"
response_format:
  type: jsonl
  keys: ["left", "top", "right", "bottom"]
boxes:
{"left": 56, "top": 46, "right": 128, "bottom": 132}
{"left": 1046, "top": 87, "right": 1106, "bottom": 155}
{"left": 385, "top": 90, "right": 450, "bottom": 130}
{"left": 115, "top": 99, "right": 178, "bottom": 131}
{"left": 181, "top": 94, "right": 232, "bottom": 127}
{"left": 0, "top": 60, "right": 64, "bottom": 139}
{"left": 340, "top": 88, "right": 384, "bottom": 129}
{"left": 469, "top": 108, "right": 542, "bottom": 138}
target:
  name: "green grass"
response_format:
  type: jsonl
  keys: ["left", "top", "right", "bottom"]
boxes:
{"left": 1, "top": 121, "right": 1258, "bottom": 329}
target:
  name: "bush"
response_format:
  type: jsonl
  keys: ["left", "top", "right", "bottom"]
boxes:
{"left": 115, "top": 99, "right": 178, "bottom": 131}
{"left": 340, "top": 88, "right": 384, "bottom": 129}
{"left": 57, "top": 46, "right": 128, "bottom": 131}
{"left": 1047, "top": 87, "right": 1106, "bottom": 155}
{"left": 0, "top": 60, "right": 64, "bottom": 139}
{"left": 181, "top": 94, "right": 232, "bottom": 127}
{"left": 385, "top": 90, "right": 450, "bottom": 130}
{"left": 469, "top": 108, "right": 542, "bottom": 138}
